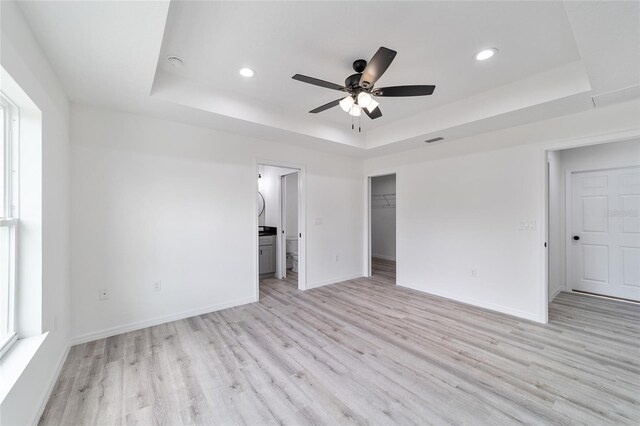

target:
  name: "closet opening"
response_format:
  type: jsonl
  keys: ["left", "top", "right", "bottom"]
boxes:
{"left": 368, "top": 173, "right": 397, "bottom": 285}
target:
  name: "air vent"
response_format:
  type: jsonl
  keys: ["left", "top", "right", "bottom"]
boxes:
{"left": 424, "top": 137, "right": 444, "bottom": 143}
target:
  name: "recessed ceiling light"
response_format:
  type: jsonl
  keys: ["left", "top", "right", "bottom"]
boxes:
{"left": 239, "top": 67, "right": 255, "bottom": 78}
{"left": 474, "top": 48, "right": 498, "bottom": 61}
{"left": 167, "top": 56, "right": 184, "bottom": 67}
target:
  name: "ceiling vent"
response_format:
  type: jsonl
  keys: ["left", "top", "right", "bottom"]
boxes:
{"left": 424, "top": 137, "right": 444, "bottom": 143}
{"left": 591, "top": 85, "right": 640, "bottom": 109}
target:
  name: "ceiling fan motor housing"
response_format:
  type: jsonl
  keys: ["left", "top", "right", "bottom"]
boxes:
{"left": 353, "top": 59, "right": 367, "bottom": 73}
{"left": 345, "top": 73, "right": 363, "bottom": 91}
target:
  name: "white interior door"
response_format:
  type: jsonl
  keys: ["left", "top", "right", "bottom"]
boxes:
{"left": 571, "top": 166, "right": 640, "bottom": 301}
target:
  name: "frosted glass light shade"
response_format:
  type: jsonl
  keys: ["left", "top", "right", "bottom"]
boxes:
{"left": 357, "top": 92, "right": 372, "bottom": 108}
{"left": 349, "top": 104, "right": 362, "bottom": 116}
{"left": 339, "top": 96, "right": 354, "bottom": 112}
{"left": 365, "top": 99, "right": 379, "bottom": 112}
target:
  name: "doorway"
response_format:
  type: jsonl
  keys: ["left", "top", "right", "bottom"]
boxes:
{"left": 256, "top": 162, "right": 305, "bottom": 298}
{"left": 546, "top": 138, "right": 640, "bottom": 304}
{"left": 369, "top": 174, "right": 397, "bottom": 284}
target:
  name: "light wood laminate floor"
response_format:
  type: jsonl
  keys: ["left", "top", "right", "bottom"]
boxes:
{"left": 371, "top": 257, "right": 396, "bottom": 284}
{"left": 40, "top": 262, "right": 640, "bottom": 425}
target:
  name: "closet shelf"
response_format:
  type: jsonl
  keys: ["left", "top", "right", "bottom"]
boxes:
{"left": 371, "top": 193, "right": 396, "bottom": 208}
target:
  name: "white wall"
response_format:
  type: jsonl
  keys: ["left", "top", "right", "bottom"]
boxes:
{"left": 371, "top": 174, "right": 396, "bottom": 260}
{"left": 364, "top": 99, "right": 640, "bottom": 323}
{"left": 0, "top": 1, "right": 71, "bottom": 424}
{"left": 548, "top": 138, "right": 640, "bottom": 300}
{"left": 70, "top": 105, "right": 363, "bottom": 342}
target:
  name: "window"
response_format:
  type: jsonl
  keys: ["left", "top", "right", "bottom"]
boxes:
{"left": 0, "top": 92, "right": 18, "bottom": 358}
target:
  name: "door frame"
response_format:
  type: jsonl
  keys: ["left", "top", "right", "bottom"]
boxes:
{"left": 540, "top": 128, "right": 640, "bottom": 322}
{"left": 279, "top": 171, "right": 299, "bottom": 280}
{"left": 364, "top": 171, "right": 398, "bottom": 281}
{"left": 564, "top": 161, "right": 640, "bottom": 294}
{"left": 255, "top": 159, "right": 306, "bottom": 300}
{"left": 280, "top": 174, "right": 287, "bottom": 279}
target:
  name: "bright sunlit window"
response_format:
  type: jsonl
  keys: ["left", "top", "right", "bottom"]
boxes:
{"left": 0, "top": 92, "right": 18, "bottom": 358}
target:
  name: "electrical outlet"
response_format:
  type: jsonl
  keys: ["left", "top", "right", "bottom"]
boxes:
{"left": 471, "top": 269, "right": 478, "bottom": 278}
{"left": 99, "top": 288, "right": 110, "bottom": 300}
{"left": 153, "top": 281, "right": 162, "bottom": 292}
{"left": 314, "top": 217, "right": 323, "bottom": 225}
{"left": 334, "top": 255, "right": 339, "bottom": 262}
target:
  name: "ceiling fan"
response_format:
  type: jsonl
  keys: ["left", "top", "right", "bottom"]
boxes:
{"left": 292, "top": 46, "right": 435, "bottom": 124}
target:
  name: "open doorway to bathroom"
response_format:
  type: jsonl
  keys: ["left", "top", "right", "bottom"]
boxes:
{"left": 257, "top": 163, "right": 305, "bottom": 298}
{"left": 369, "top": 174, "right": 397, "bottom": 284}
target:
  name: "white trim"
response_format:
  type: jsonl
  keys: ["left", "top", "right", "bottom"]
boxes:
{"left": 70, "top": 296, "right": 256, "bottom": 346}
{"left": 564, "top": 160, "right": 640, "bottom": 294}
{"left": 398, "top": 282, "right": 543, "bottom": 323}
{"left": 540, "top": 127, "right": 640, "bottom": 321}
{"left": 1, "top": 90, "right": 19, "bottom": 355}
{"left": 280, "top": 174, "right": 286, "bottom": 279}
{"left": 549, "top": 287, "right": 563, "bottom": 302}
{"left": 306, "top": 273, "right": 363, "bottom": 290}
{"left": 0, "top": 331, "right": 17, "bottom": 359}
{"left": 0, "top": 218, "right": 18, "bottom": 226}
{"left": 255, "top": 159, "right": 307, "bottom": 294}
{"left": 0, "top": 332, "right": 47, "bottom": 404}
{"left": 29, "top": 342, "right": 71, "bottom": 426}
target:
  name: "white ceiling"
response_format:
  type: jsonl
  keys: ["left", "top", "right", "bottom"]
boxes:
{"left": 158, "top": 1, "right": 579, "bottom": 128}
{"left": 16, "top": 1, "right": 640, "bottom": 157}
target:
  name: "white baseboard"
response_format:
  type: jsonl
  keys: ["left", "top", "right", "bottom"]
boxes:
{"left": 397, "top": 282, "right": 544, "bottom": 323}
{"left": 306, "top": 273, "right": 363, "bottom": 290}
{"left": 29, "top": 342, "right": 71, "bottom": 425}
{"left": 70, "top": 296, "right": 257, "bottom": 346}
{"left": 371, "top": 254, "right": 396, "bottom": 261}
{"left": 548, "top": 286, "right": 564, "bottom": 302}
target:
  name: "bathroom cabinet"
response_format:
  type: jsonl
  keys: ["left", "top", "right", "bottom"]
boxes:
{"left": 259, "top": 235, "right": 276, "bottom": 275}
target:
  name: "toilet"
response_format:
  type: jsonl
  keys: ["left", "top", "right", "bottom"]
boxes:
{"left": 286, "top": 237, "right": 298, "bottom": 272}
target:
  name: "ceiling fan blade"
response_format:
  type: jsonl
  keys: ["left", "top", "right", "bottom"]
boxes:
{"left": 359, "top": 47, "right": 397, "bottom": 89}
{"left": 364, "top": 106, "right": 382, "bottom": 119}
{"left": 292, "top": 74, "right": 346, "bottom": 91}
{"left": 373, "top": 85, "right": 436, "bottom": 97}
{"left": 309, "top": 98, "right": 343, "bottom": 113}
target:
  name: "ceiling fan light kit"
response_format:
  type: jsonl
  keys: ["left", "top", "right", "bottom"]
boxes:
{"left": 292, "top": 46, "right": 436, "bottom": 130}
{"left": 366, "top": 98, "right": 379, "bottom": 112}
{"left": 357, "top": 92, "right": 373, "bottom": 108}
{"left": 348, "top": 104, "right": 362, "bottom": 117}
{"left": 339, "top": 96, "right": 355, "bottom": 112}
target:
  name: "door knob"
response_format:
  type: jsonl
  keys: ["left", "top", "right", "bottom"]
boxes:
{"left": 573, "top": 235, "right": 580, "bottom": 241}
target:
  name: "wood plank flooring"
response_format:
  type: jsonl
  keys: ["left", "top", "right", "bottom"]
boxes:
{"left": 40, "top": 261, "right": 640, "bottom": 425}
{"left": 371, "top": 257, "right": 396, "bottom": 284}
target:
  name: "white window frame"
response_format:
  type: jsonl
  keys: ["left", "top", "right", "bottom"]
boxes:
{"left": 0, "top": 91, "right": 19, "bottom": 359}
